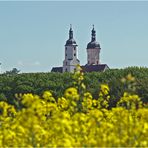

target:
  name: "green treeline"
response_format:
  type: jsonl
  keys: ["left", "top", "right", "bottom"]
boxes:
{"left": 0, "top": 66, "right": 148, "bottom": 108}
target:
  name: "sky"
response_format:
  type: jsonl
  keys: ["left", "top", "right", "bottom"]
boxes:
{"left": 0, "top": 1, "right": 148, "bottom": 73}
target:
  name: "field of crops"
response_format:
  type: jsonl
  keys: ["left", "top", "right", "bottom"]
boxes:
{"left": 0, "top": 66, "right": 148, "bottom": 147}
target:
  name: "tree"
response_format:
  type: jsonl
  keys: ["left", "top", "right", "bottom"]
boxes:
{"left": 5, "top": 68, "right": 20, "bottom": 75}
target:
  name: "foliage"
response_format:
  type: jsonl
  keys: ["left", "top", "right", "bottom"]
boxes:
{"left": 0, "top": 66, "right": 148, "bottom": 147}
{"left": 0, "top": 67, "right": 148, "bottom": 108}
{"left": 5, "top": 68, "right": 20, "bottom": 75}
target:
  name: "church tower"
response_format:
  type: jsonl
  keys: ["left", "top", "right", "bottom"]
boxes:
{"left": 63, "top": 25, "right": 80, "bottom": 72}
{"left": 86, "top": 25, "right": 101, "bottom": 65}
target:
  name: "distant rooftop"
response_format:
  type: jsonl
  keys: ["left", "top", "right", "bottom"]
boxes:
{"left": 81, "top": 64, "right": 109, "bottom": 72}
{"left": 51, "top": 67, "right": 63, "bottom": 73}
{"left": 51, "top": 64, "right": 109, "bottom": 73}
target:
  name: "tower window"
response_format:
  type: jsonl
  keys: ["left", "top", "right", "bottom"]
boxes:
{"left": 74, "top": 53, "right": 76, "bottom": 56}
{"left": 74, "top": 47, "right": 76, "bottom": 50}
{"left": 66, "top": 54, "right": 67, "bottom": 56}
{"left": 65, "top": 68, "right": 67, "bottom": 72}
{"left": 66, "top": 47, "right": 67, "bottom": 50}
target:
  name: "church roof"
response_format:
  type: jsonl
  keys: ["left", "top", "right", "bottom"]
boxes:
{"left": 87, "top": 41, "right": 100, "bottom": 49}
{"left": 51, "top": 64, "right": 109, "bottom": 73}
{"left": 87, "top": 25, "right": 101, "bottom": 49}
{"left": 81, "top": 64, "right": 109, "bottom": 72}
{"left": 51, "top": 67, "right": 63, "bottom": 73}
{"left": 65, "top": 39, "right": 77, "bottom": 46}
{"left": 65, "top": 25, "right": 77, "bottom": 46}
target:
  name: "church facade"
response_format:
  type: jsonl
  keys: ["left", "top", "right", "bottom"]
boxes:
{"left": 51, "top": 25, "right": 109, "bottom": 73}
{"left": 63, "top": 25, "right": 80, "bottom": 72}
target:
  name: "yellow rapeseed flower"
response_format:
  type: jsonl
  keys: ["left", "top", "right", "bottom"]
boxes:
{"left": 64, "top": 87, "right": 79, "bottom": 101}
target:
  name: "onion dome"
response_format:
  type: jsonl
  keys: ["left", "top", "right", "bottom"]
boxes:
{"left": 65, "top": 24, "right": 77, "bottom": 46}
{"left": 87, "top": 25, "right": 100, "bottom": 49}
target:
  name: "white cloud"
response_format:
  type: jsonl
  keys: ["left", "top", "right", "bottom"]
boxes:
{"left": 17, "top": 60, "right": 41, "bottom": 67}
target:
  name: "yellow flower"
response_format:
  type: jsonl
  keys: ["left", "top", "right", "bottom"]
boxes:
{"left": 84, "top": 92, "right": 92, "bottom": 100}
{"left": 99, "top": 84, "right": 110, "bottom": 96}
{"left": 21, "top": 93, "right": 35, "bottom": 107}
{"left": 126, "top": 73, "right": 135, "bottom": 81}
{"left": 64, "top": 87, "right": 79, "bottom": 101}
{"left": 58, "top": 97, "right": 69, "bottom": 110}
{"left": 0, "top": 74, "right": 148, "bottom": 147}
{"left": 42, "top": 91, "right": 56, "bottom": 103}
{"left": 43, "top": 90, "right": 52, "bottom": 98}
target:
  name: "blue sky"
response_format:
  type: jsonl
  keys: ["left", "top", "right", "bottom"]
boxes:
{"left": 0, "top": 1, "right": 148, "bottom": 73}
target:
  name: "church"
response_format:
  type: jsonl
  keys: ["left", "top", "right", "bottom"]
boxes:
{"left": 51, "top": 25, "right": 109, "bottom": 73}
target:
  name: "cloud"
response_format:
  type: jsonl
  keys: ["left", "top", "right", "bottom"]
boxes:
{"left": 17, "top": 60, "right": 41, "bottom": 67}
